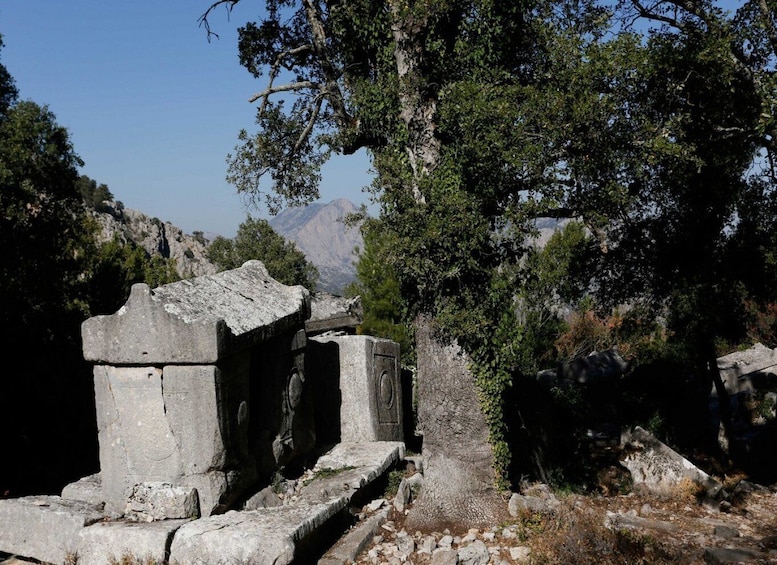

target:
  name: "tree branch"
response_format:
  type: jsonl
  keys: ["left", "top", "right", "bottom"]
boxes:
{"left": 249, "top": 81, "right": 319, "bottom": 104}
{"left": 198, "top": 0, "right": 241, "bottom": 42}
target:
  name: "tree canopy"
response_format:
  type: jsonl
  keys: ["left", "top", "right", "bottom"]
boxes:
{"left": 207, "top": 216, "right": 319, "bottom": 289}
{"left": 203, "top": 0, "right": 777, "bottom": 497}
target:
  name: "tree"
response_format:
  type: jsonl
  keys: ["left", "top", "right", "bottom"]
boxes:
{"left": 83, "top": 236, "right": 181, "bottom": 316}
{"left": 200, "top": 0, "right": 638, "bottom": 527}
{"left": 207, "top": 216, "right": 318, "bottom": 289}
{"left": 346, "top": 218, "right": 411, "bottom": 360}
{"left": 76, "top": 174, "right": 114, "bottom": 212}
{"left": 0, "top": 43, "right": 100, "bottom": 494}
{"left": 562, "top": 0, "right": 777, "bottom": 455}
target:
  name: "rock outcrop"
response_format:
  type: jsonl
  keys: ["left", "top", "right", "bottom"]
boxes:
{"left": 91, "top": 202, "right": 217, "bottom": 279}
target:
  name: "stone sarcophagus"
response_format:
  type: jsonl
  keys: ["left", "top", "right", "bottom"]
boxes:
{"left": 81, "top": 260, "right": 313, "bottom": 516}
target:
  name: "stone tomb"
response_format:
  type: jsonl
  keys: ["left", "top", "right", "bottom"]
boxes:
{"left": 0, "top": 261, "right": 408, "bottom": 564}
{"left": 80, "top": 260, "right": 314, "bottom": 516}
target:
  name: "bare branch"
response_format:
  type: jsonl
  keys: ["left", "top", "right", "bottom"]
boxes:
{"left": 249, "top": 81, "right": 319, "bottom": 104}
{"left": 629, "top": 0, "right": 687, "bottom": 30}
{"left": 198, "top": 0, "right": 241, "bottom": 42}
{"left": 293, "top": 95, "right": 324, "bottom": 154}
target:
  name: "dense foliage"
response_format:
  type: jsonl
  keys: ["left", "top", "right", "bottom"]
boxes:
{"left": 346, "top": 218, "right": 411, "bottom": 361}
{"left": 0, "top": 36, "right": 183, "bottom": 495}
{"left": 208, "top": 216, "right": 319, "bottom": 289}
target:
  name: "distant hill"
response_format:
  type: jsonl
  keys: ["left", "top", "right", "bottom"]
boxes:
{"left": 91, "top": 203, "right": 217, "bottom": 279}
{"left": 270, "top": 199, "right": 364, "bottom": 294}
{"left": 92, "top": 198, "right": 365, "bottom": 294}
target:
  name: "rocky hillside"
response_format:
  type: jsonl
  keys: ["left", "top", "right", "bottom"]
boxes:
{"left": 91, "top": 198, "right": 365, "bottom": 293}
{"left": 91, "top": 203, "right": 217, "bottom": 279}
{"left": 270, "top": 198, "right": 364, "bottom": 294}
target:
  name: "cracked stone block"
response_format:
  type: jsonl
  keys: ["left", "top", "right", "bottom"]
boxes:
{"left": 76, "top": 519, "right": 190, "bottom": 565}
{"left": 0, "top": 496, "right": 104, "bottom": 564}
{"left": 94, "top": 361, "right": 256, "bottom": 516}
{"left": 621, "top": 426, "right": 722, "bottom": 496}
{"left": 94, "top": 365, "right": 183, "bottom": 513}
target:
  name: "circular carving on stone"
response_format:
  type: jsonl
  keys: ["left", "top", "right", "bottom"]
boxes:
{"left": 287, "top": 369, "right": 303, "bottom": 409}
{"left": 379, "top": 371, "right": 394, "bottom": 409}
{"left": 237, "top": 400, "right": 248, "bottom": 426}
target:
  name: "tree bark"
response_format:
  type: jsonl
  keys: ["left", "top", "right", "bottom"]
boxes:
{"left": 405, "top": 315, "right": 508, "bottom": 532}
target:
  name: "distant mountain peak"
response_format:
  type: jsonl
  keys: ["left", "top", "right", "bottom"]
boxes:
{"left": 270, "top": 199, "right": 365, "bottom": 294}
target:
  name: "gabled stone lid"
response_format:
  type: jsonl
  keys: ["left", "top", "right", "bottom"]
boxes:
{"left": 82, "top": 260, "right": 311, "bottom": 364}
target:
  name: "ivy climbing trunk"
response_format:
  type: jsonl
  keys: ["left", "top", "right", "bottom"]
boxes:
{"left": 387, "top": 4, "right": 507, "bottom": 529}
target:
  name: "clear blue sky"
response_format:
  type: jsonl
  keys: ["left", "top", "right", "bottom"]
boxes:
{"left": 1, "top": 1, "right": 374, "bottom": 238}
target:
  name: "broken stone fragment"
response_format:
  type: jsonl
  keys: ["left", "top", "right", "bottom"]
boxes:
{"left": 124, "top": 482, "right": 199, "bottom": 522}
{"left": 620, "top": 426, "right": 723, "bottom": 498}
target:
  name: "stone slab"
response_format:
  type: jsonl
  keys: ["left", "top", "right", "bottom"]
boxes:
{"left": 169, "top": 442, "right": 403, "bottom": 565}
{"left": 314, "top": 442, "right": 405, "bottom": 474}
{"left": 0, "top": 496, "right": 104, "bottom": 564}
{"left": 717, "top": 343, "right": 777, "bottom": 394}
{"left": 306, "top": 293, "right": 363, "bottom": 334}
{"left": 76, "top": 519, "right": 190, "bottom": 565}
{"left": 169, "top": 501, "right": 348, "bottom": 565}
{"left": 61, "top": 473, "right": 104, "bottom": 507}
{"left": 621, "top": 426, "right": 722, "bottom": 496}
{"left": 82, "top": 260, "right": 310, "bottom": 364}
{"left": 318, "top": 506, "right": 390, "bottom": 565}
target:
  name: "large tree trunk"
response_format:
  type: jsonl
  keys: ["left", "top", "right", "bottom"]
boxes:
{"left": 405, "top": 315, "right": 508, "bottom": 531}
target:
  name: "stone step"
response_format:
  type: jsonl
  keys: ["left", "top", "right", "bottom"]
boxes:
{"left": 169, "top": 441, "right": 405, "bottom": 565}
{"left": 0, "top": 442, "right": 403, "bottom": 565}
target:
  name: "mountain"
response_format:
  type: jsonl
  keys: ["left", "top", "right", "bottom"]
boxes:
{"left": 270, "top": 199, "right": 364, "bottom": 294}
{"left": 91, "top": 203, "right": 217, "bottom": 279}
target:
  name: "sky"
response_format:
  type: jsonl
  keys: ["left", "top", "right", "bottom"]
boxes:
{"left": 1, "top": 1, "right": 375, "bottom": 238}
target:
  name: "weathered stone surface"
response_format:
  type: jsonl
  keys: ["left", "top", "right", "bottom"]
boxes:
{"left": 82, "top": 260, "right": 310, "bottom": 364}
{"left": 309, "top": 335, "right": 404, "bottom": 442}
{"left": 431, "top": 547, "right": 460, "bottom": 565}
{"left": 125, "top": 482, "right": 199, "bottom": 522}
{"left": 61, "top": 473, "right": 104, "bottom": 507}
{"left": 314, "top": 442, "right": 405, "bottom": 475}
{"left": 604, "top": 511, "right": 680, "bottom": 533}
{"left": 716, "top": 343, "right": 777, "bottom": 395}
{"left": 76, "top": 518, "right": 190, "bottom": 565}
{"left": 394, "top": 473, "right": 424, "bottom": 512}
{"left": 93, "top": 360, "right": 255, "bottom": 515}
{"left": 252, "top": 329, "right": 316, "bottom": 477}
{"left": 0, "top": 496, "right": 104, "bottom": 564}
{"left": 170, "top": 501, "right": 347, "bottom": 565}
{"left": 299, "top": 442, "right": 405, "bottom": 505}
{"left": 306, "top": 292, "right": 363, "bottom": 335}
{"left": 458, "top": 540, "right": 490, "bottom": 565}
{"left": 508, "top": 492, "right": 559, "bottom": 516}
{"left": 558, "top": 348, "right": 631, "bottom": 385}
{"left": 318, "top": 506, "right": 390, "bottom": 565}
{"left": 621, "top": 426, "right": 722, "bottom": 496}
{"left": 169, "top": 441, "right": 402, "bottom": 564}
{"left": 703, "top": 546, "right": 768, "bottom": 564}
{"left": 94, "top": 365, "right": 182, "bottom": 512}
{"left": 407, "top": 315, "right": 507, "bottom": 531}
{"left": 243, "top": 486, "right": 283, "bottom": 510}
